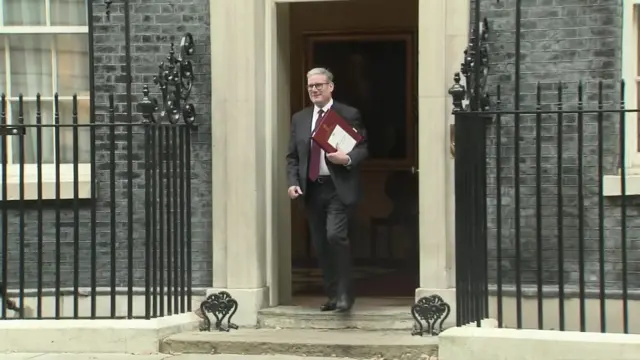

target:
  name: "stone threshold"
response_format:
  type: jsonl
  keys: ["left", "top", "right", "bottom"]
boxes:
{"left": 257, "top": 304, "right": 415, "bottom": 330}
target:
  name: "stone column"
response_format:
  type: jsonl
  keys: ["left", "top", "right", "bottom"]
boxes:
{"left": 210, "top": 0, "right": 269, "bottom": 326}
{"left": 265, "top": 0, "right": 293, "bottom": 307}
{"left": 415, "top": 0, "right": 469, "bottom": 327}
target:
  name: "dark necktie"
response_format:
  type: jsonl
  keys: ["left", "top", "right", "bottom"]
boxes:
{"left": 308, "top": 109, "right": 325, "bottom": 181}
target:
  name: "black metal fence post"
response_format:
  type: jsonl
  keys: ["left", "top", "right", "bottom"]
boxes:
{"left": 1, "top": 94, "right": 8, "bottom": 320}
{"left": 36, "top": 94, "right": 43, "bottom": 319}
{"left": 556, "top": 83, "right": 565, "bottom": 331}
{"left": 144, "top": 112, "right": 152, "bottom": 320}
{"left": 17, "top": 95, "right": 25, "bottom": 319}
{"left": 619, "top": 80, "right": 629, "bottom": 334}
{"left": 54, "top": 94, "right": 62, "bottom": 319}
{"left": 165, "top": 121, "right": 173, "bottom": 316}
{"left": 72, "top": 94, "right": 80, "bottom": 319}
{"left": 179, "top": 125, "right": 186, "bottom": 313}
{"left": 108, "top": 93, "right": 117, "bottom": 319}
{"left": 452, "top": 105, "right": 491, "bottom": 327}
{"left": 185, "top": 126, "right": 192, "bottom": 312}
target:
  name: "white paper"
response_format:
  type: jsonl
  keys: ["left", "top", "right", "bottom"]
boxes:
{"left": 327, "top": 124, "right": 357, "bottom": 153}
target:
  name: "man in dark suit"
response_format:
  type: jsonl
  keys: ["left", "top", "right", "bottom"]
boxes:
{"left": 286, "top": 67, "right": 368, "bottom": 312}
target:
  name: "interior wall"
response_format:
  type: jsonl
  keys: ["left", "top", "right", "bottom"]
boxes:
{"left": 288, "top": 0, "right": 419, "bottom": 264}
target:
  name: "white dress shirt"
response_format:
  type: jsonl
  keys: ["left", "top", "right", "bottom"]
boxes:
{"left": 311, "top": 99, "right": 333, "bottom": 176}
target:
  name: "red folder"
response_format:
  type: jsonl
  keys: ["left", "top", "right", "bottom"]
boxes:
{"left": 311, "top": 109, "right": 363, "bottom": 153}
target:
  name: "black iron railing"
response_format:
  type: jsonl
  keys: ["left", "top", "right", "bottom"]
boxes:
{"left": 0, "top": 93, "right": 194, "bottom": 320}
{"left": 452, "top": 78, "right": 640, "bottom": 333}
{"left": 447, "top": 0, "right": 640, "bottom": 335}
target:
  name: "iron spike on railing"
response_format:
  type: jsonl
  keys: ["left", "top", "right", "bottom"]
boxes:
{"left": 142, "top": 32, "right": 197, "bottom": 127}
{"left": 136, "top": 33, "right": 197, "bottom": 127}
{"left": 449, "top": 72, "right": 466, "bottom": 113}
{"left": 138, "top": 85, "right": 158, "bottom": 123}
{"left": 104, "top": 0, "right": 113, "bottom": 20}
{"left": 448, "top": 17, "right": 491, "bottom": 113}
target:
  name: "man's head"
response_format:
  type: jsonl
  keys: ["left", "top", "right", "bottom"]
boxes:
{"left": 307, "top": 67, "right": 334, "bottom": 107}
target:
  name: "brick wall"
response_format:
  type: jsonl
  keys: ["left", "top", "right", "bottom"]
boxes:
{"left": 1, "top": 0, "right": 212, "bottom": 291}
{"left": 474, "top": 0, "right": 640, "bottom": 291}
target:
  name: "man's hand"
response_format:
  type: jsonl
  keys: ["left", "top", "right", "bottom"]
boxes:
{"left": 326, "top": 151, "right": 350, "bottom": 165}
{"left": 288, "top": 186, "right": 303, "bottom": 199}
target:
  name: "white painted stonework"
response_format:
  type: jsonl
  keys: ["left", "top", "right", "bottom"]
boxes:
{"left": 0, "top": 312, "right": 200, "bottom": 353}
{"left": 0, "top": 294, "right": 201, "bottom": 353}
{"left": 439, "top": 327, "right": 640, "bottom": 360}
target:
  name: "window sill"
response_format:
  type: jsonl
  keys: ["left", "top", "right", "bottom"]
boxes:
{"left": 603, "top": 174, "right": 640, "bottom": 196}
{"left": 0, "top": 164, "right": 92, "bottom": 201}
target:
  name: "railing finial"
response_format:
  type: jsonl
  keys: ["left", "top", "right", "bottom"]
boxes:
{"left": 449, "top": 72, "right": 466, "bottom": 113}
{"left": 137, "top": 85, "right": 158, "bottom": 123}
{"left": 449, "top": 17, "right": 491, "bottom": 113}
{"left": 136, "top": 32, "right": 197, "bottom": 126}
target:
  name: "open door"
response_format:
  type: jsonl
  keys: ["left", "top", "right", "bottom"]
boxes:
{"left": 291, "top": 30, "right": 419, "bottom": 297}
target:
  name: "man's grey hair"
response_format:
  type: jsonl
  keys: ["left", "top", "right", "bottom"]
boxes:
{"left": 307, "top": 67, "right": 334, "bottom": 83}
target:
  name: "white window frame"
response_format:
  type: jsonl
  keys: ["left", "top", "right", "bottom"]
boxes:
{"left": 0, "top": 0, "right": 91, "bottom": 201}
{"left": 603, "top": 0, "right": 640, "bottom": 195}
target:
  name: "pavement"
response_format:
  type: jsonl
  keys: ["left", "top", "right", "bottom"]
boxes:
{"left": 3, "top": 355, "right": 361, "bottom": 360}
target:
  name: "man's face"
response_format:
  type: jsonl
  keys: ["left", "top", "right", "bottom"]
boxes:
{"left": 307, "top": 74, "right": 334, "bottom": 106}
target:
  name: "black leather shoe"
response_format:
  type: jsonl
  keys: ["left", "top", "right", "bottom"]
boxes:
{"left": 320, "top": 300, "right": 337, "bottom": 312}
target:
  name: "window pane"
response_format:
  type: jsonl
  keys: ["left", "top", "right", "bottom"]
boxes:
{"left": 59, "top": 99, "right": 90, "bottom": 163}
{"left": 637, "top": 83, "right": 640, "bottom": 152}
{"left": 56, "top": 35, "right": 89, "bottom": 96}
{"left": 9, "top": 35, "right": 53, "bottom": 97}
{"left": 637, "top": 6, "right": 640, "bottom": 75}
{"left": 0, "top": 135, "right": 4, "bottom": 165}
{"left": 3, "top": 0, "right": 46, "bottom": 26}
{"left": 51, "top": 0, "right": 87, "bottom": 26}
{"left": 10, "top": 100, "right": 54, "bottom": 164}
{"left": 0, "top": 39, "right": 5, "bottom": 93}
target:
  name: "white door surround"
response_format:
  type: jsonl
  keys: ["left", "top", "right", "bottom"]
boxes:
{"left": 209, "top": 0, "right": 469, "bottom": 327}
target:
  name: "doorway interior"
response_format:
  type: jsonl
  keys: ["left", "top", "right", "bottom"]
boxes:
{"left": 287, "top": 0, "right": 420, "bottom": 299}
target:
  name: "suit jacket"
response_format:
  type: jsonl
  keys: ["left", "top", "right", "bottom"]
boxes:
{"left": 286, "top": 101, "right": 369, "bottom": 206}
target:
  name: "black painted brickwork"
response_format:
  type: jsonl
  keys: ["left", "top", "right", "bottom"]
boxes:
{"left": 1, "top": 0, "right": 212, "bottom": 290}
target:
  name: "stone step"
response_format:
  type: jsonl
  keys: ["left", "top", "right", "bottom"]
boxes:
{"left": 5, "top": 355, "right": 363, "bottom": 360}
{"left": 258, "top": 305, "right": 414, "bottom": 330}
{"left": 161, "top": 329, "right": 438, "bottom": 360}
{"left": 258, "top": 297, "right": 416, "bottom": 331}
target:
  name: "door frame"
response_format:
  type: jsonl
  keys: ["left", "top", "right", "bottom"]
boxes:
{"left": 209, "top": 0, "right": 468, "bottom": 323}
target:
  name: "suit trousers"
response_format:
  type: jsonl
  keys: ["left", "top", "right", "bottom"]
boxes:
{"left": 305, "top": 176, "right": 354, "bottom": 301}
